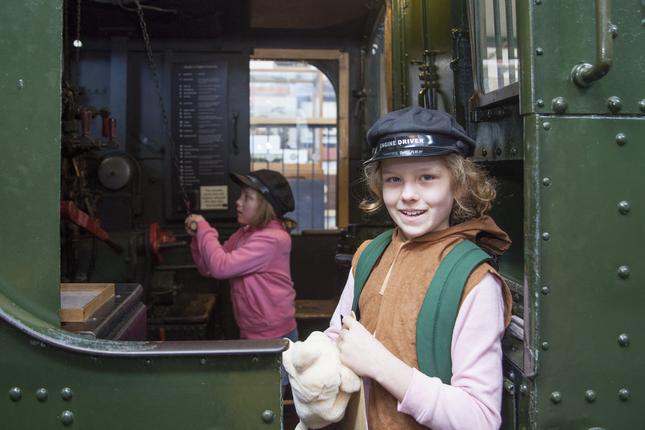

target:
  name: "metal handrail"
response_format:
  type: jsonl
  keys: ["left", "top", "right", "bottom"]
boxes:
{"left": 0, "top": 290, "right": 287, "bottom": 357}
{"left": 570, "top": 0, "right": 614, "bottom": 87}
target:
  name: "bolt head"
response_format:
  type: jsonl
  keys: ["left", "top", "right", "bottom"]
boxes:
{"left": 8, "top": 387, "right": 22, "bottom": 402}
{"left": 615, "top": 133, "right": 627, "bottom": 146}
{"left": 536, "top": 98, "right": 545, "bottom": 107}
{"left": 61, "top": 387, "right": 73, "bottom": 401}
{"left": 536, "top": 47, "right": 544, "bottom": 55}
{"left": 617, "top": 265, "right": 630, "bottom": 279}
{"left": 36, "top": 388, "right": 48, "bottom": 402}
{"left": 542, "top": 232, "right": 550, "bottom": 241}
{"left": 607, "top": 96, "right": 622, "bottom": 113}
{"left": 542, "top": 177, "right": 552, "bottom": 186}
{"left": 541, "top": 341, "right": 550, "bottom": 350}
{"left": 618, "top": 388, "right": 630, "bottom": 401}
{"left": 617, "top": 200, "right": 630, "bottom": 215}
{"left": 542, "top": 122, "right": 551, "bottom": 130}
{"left": 618, "top": 333, "right": 630, "bottom": 347}
{"left": 261, "top": 409, "right": 275, "bottom": 423}
{"left": 550, "top": 391, "right": 562, "bottom": 404}
{"left": 60, "top": 410, "right": 75, "bottom": 426}
{"left": 585, "top": 390, "right": 597, "bottom": 402}
{"left": 551, "top": 97, "right": 568, "bottom": 113}
{"left": 541, "top": 286, "right": 550, "bottom": 295}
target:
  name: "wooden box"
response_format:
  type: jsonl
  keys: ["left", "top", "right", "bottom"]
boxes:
{"left": 60, "top": 283, "right": 115, "bottom": 322}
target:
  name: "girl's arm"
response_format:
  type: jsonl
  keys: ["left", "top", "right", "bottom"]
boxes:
{"left": 396, "top": 272, "right": 505, "bottom": 430}
{"left": 194, "top": 222, "right": 278, "bottom": 279}
{"left": 324, "top": 272, "right": 355, "bottom": 341}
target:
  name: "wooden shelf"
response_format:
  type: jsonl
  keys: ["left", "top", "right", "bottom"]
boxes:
{"left": 60, "top": 283, "right": 115, "bottom": 322}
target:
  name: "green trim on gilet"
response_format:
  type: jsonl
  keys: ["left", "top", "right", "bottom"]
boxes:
{"left": 351, "top": 229, "right": 492, "bottom": 384}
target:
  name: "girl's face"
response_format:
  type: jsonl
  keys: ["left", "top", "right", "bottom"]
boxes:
{"left": 236, "top": 187, "right": 261, "bottom": 226}
{"left": 381, "top": 157, "right": 454, "bottom": 239}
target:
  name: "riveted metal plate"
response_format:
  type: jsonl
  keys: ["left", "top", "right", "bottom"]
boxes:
{"left": 526, "top": 115, "right": 645, "bottom": 428}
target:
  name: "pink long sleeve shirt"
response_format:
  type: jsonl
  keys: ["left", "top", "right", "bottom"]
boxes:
{"left": 191, "top": 220, "right": 297, "bottom": 339}
{"left": 325, "top": 271, "right": 505, "bottom": 430}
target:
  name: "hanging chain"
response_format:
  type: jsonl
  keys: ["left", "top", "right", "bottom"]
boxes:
{"left": 133, "top": 0, "right": 192, "bottom": 215}
{"left": 75, "top": 0, "right": 82, "bottom": 66}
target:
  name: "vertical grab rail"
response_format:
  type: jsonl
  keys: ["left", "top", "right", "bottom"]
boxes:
{"left": 570, "top": 0, "right": 614, "bottom": 87}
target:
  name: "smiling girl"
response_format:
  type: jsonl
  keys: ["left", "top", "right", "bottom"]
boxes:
{"left": 305, "top": 107, "right": 512, "bottom": 429}
{"left": 184, "top": 170, "right": 298, "bottom": 350}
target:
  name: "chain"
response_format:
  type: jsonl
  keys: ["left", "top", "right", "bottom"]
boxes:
{"left": 75, "top": 0, "right": 82, "bottom": 66}
{"left": 133, "top": 0, "right": 192, "bottom": 215}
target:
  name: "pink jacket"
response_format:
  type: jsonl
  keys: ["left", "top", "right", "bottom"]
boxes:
{"left": 191, "top": 220, "right": 297, "bottom": 339}
{"left": 326, "top": 271, "right": 505, "bottom": 430}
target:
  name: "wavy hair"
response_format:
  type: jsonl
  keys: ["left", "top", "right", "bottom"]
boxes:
{"left": 359, "top": 154, "right": 496, "bottom": 225}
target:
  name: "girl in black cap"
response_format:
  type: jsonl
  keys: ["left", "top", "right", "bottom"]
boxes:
{"left": 286, "top": 107, "right": 512, "bottom": 429}
{"left": 185, "top": 170, "right": 298, "bottom": 379}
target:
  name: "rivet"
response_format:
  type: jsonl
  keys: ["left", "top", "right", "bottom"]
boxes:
{"left": 536, "top": 47, "right": 544, "bottom": 55}
{"left": 495, "top": 147, "right": 502, "bottom": 156}
{"left": 510, "top": 147, "right": 517, "bottom": 155}
{"left": 536, "top": 98, "right": 545, "bottom": 107}
{"left": 541, "top": 286, "right": 550, "bottom": 295}
{"left": 542, "top": 121, "right": 551, "bottom": 130}
{"left": 145, "top": 359, "right": 152, "bottom": 365}
{"left": 617, "top": 265, "right": 630, "bottom": 279}
{"left": 542, "top": 177, "right": 551, "bottom": 186}
{"left": 520, "top": 384, "right": 528, "bottom": 394}
{"left": 200, "top": 358, "right": 207, "bottom": 365}
{"left": 261, "top": 409, "right": 275, "bottom": 423}
{"left": 9, "top": 387, "right": 22, "bottom": 402}
{"left": 61, "top": 387, "right": 73, "bottom": 401}
{"left": 60, "top": 410, "right": 75, "bottom": 426}
{"left": 617, "top": 200, "right": 630, "bottom": 215}
{"left": 551, "top": 97, "right": 568, "bottom": 113}
{"left": 585, "top": 390, "right": 597, "bottom": 403}
{"left": 642, "top": 18, "right": 645, "bottom": 27}
{"left": 639, "top": 99, "right": 645, "bottom": 112}
{"left": 608, "top": 24, "right": 619, "bottom": 39}
{"left": 618, "top": 388, "right": 630, "bottom": 401}
{"left": 550, "top": 391, "right": 562, "bottom": 404}
{"left": 482, "top": 148, "right": 488, "bottom": 157}
{"left": 17, "top": 79, "right": 24, "bottom": 89}
{"left": 615, "top": 133, "right": 627, "bottom": 146}
{"left": 542, "top": 232, "right": 550, "bottom": 241}
{"left": 535, "top": 0, "right": 542, "bottom": 4}
{"left": 607, "top": 96, "right": 622, "bottom": 113}
{"left": 252, "top": 355, "right": 260, "bottom": 363}
{"left": 618, "top": 333, "right": 630, "bottom": 347}
{"left": 36, "top": 388, "right": 48, "bottom": 402}
{"left": 541, "top": 341, "right": 550, "bottom": 350}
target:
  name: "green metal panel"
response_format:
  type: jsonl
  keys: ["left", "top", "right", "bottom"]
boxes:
{"left": 521, "top": 0, "right": 645, "bottom": 115}
{"left": 0, "top": 0, "right": 61, "bottom": 324}
{"left": 525, "top": 114, "right": 645, "bottom": 428}
{"left": 0, "top": 296, "right": 285, "bottom": 429}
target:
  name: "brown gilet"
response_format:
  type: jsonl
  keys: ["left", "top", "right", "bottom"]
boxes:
{"left": 350, "top": 216, "right": 512, "bottom": 430}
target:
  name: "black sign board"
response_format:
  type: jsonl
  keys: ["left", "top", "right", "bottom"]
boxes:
{"left": 171, "top": 62, "right": 228, "bottom": 213}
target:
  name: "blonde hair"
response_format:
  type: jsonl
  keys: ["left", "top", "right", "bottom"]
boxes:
{"left": 359, "top": 154, "right": 496, "bottom": 225}
{"left": 245, "top": 188, "right": 297, "bottom": 232}
{"left": 248, "top": 191, "right": 277, "bottom": 229}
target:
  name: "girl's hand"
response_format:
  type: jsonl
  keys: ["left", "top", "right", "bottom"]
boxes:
{"left": 184, "top": 214, "right": 206, "bottom": 236}
{"left": 338, "top": 313, "right": 414, "bottom": 401}
{"left": 337, "top": 313, "right": 389, "bottom": 378}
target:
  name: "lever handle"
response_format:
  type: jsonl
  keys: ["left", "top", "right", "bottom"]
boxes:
{"left": 570, "top": 0, "right": 614, "bottom": 87}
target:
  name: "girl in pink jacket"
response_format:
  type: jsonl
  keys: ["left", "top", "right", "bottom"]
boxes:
{"left": 185, "top": 170, "right": 298, "bottom": 343}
